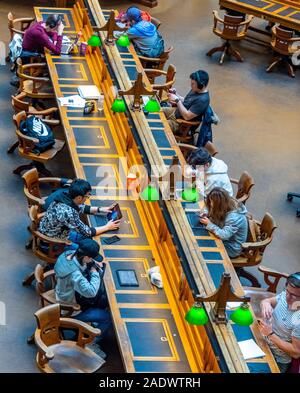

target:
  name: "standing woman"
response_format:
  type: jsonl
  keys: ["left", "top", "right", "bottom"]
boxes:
{"left": 199, "top": 187, "right": 248, "bottom": 258}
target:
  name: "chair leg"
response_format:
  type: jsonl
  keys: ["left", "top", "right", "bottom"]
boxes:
{"left": 206, "top": 42, "right": 227, "bottom": 57}
{"left": 285, "top": 60, "right": 295, "bottom": 78}
{"left": 266, "top": 57, "right": 282, "bottom": 73}
{"left": 235, "top": 267, "right": 261, "bottom": 288}
{"left": 34, "top": 162, "right": 53, "bottom": 177}
{"left": 27, "top": 333, "right": 35, "bottom": 344}
{"left": 220, "top": 46, "right": 228, "bottom": 65}
{"left": 13, "top": 163, "right": 34, "bottom": 175}
{"left": 287, "top": 192, "right": 300, "bottom": 201}
{"left": 22, "top": 271, "right": 35, "bottom": 286}
{"left": 227, "top": 44, "right": 243, "bottom": 62}
{"left": 7, "top": 140, "right": 19, "bottom": 154}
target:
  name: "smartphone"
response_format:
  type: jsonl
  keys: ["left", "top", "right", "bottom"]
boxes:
{"left": 107, "top": 203, "right": 122, "bottom": 222}
{"left": 103, "top": 235, "right": 121, "bottom": 245}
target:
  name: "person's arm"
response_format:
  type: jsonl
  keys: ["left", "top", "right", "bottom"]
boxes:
{"left": 81, "top": 204, "right": 115, "bottom": 215}
{"left": 260, "top": 296, "right": 277, "bottom": 319}
{"left": 40, "top": 23, "right": 64, "bottom": 55}
{"left": 72, "top": 269, "right": 100, "bottom": 298}
{"left": 202, "top": 216, "right": 239, "bottom": 241}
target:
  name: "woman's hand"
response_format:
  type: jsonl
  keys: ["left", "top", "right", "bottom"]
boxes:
{"left": 199, "top": 216, "right": 211, "bottom": 226}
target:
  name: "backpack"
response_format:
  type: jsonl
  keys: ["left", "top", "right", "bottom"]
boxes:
{"left": 20, "top": 116, "right": 55, "bottom": 154}
{"left": 8, "top": 33, "right": 23, "bottom": 63}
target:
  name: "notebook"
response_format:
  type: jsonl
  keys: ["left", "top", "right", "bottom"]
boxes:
{"left": 78, "top": 85, "right": 101, "bottom": 99}
{"left": 238, "top": 339, "right": 265, "bottom": 360}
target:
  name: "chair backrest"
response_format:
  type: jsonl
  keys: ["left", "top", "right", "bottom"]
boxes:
{"left": 235, "top": 171, "right": 255, "bottom": 203}
{"left": 22, "top": 167, "right": 42, "bottom": 202}
{"left": 166, "top": 64, "right": 176, "bottom": 83}
{"left": 35, "top": 264, "right": 47, "bottom": 295}
{"left": 11, "top": 92, "right": 30, "bottom": 113}
{"left": 139, "top": 46, "right": 174, "bottom": 70}
{"left": 204, "top": 141, "right": 218, "bottom": 157}
{"left": 260, "top": 212, "right": 277, "bottom": 240}
{"left": 35, "top": 303, "right": 61, "bottom": 346}
{"left": 213, "top": 10, "right": 252, "bottom": 39}
{"left": 271, "top": 26, "right": 294, "bottom": 54}
{"left": 8, "top": 13, "right": 34, "bottom": 41}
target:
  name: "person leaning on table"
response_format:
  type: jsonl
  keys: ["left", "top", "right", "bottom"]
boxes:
{"left": 259, "top": 272, "right": 300, "bottom": 373}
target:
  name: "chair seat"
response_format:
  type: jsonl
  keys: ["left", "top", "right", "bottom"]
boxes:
{"left": 243, "top": 287, "right": 274, "bottom": 319}
{"left": 19, "top": 139, "right": 65, "bottom": 162}
{"left": 37, "top": 341, "right": 105, "bottom": 373}
{"left": 23, "top": 80, "right": 54, "bottom": 97}
{"left": 230, "top": 255, "right": 260, "bottom": 268}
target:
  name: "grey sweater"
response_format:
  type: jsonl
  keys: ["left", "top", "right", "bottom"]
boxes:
{"left": 206, "top": 204, "right": 248, "bottom": 258}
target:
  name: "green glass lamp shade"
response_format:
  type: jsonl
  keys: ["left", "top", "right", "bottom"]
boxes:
{"left": 181, "top": 188, "right": 199, "bottom": 202}
{"left": 140, "top": 185, "right": 159, "bottom": 202}
{"left": 144, "top": 98, "right": 160, "bottom": 113}
{"left": 111, "top": 98, "right": 126, "bottom": 113}
{"left": 230, "top": 302, "right": 253, "bottom": 326}
{"left": 87, "top": 35, "right": 102, "bottom": 47}
{"left": 116, "top": 34, "right": 131, "bottom": 47}
{"left": 185, "top": 304, "right": 208, "bottom": 326}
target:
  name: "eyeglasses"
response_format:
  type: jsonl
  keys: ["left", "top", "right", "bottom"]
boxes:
{"left": 286, "top": 287, "right": 300, "bottom": 299}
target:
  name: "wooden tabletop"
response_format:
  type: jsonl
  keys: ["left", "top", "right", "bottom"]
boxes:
{"left": 33, "top": 0, "right": 279, "bottom": 373}
{"left": 220, "top": 0, "right": 300, "bottom": 30}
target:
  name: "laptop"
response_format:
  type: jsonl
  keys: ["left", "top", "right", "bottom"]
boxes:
{"left": 61, "top": 36, "right": 75, "bottom": 55}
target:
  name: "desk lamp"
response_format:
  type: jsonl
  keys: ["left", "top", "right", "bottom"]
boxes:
{"left": 92, "top": 10, "right": 127, "bottom": 45}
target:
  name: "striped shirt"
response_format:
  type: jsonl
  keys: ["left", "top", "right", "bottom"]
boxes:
{"left": 267, "top": 290, "right": 300, "bottom": 364}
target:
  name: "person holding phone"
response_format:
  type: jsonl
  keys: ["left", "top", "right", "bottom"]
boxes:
{"left": 39, "top": 179, "right": 120, "bottom": 249}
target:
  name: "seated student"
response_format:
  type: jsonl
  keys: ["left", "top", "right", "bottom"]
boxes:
{"left": 22, "top": 14, "right": 64, "bottom": 56}
{"left": 39, "top": 179, "right": 119, "bottom": 247}
{"left": 54, "top": 238, "right": 111, "bottom": 357}
{"left": 259, "top": 273, "right": 300, "bottom": 373}
{"left": 186, "top": 147, "right": 233, "bottom": 197}
{"left": 162, "top": 70, "right": 210, "bottom": 134}
{"left": 199, "top": 187, "right": 248, "bottom": 258}
{"left": 118, "top": 7, "right": 164, "bottom": 58}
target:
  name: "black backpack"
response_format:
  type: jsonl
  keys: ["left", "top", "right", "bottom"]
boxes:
{"left": 20, "top": 116, "right": 55, "bottom": 154}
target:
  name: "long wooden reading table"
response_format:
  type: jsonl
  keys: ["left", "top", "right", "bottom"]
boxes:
{"left": 34, "top": 1, "right": 279, "bottom": 373}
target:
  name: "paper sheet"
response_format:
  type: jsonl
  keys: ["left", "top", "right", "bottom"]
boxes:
{"left": 226, "top": 301, "right": 243, "bottom": 309}
{"left": 57, "top": 95, "right": 86, "bottom": 108}
{"left": 238, "top": 339, "right": 265, "bottom": 360}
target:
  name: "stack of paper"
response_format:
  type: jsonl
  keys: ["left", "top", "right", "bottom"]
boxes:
{"left": 238, "top": 339, "right": 265, "bottom": 360}
{"left": 78, "top": 85, "right": 101, "bottom": 99}
{"left": 57, "top": 95, "right": 86, "bottom": 108}
{"left": 226, "top": 301, "right": 243, "bottom": 310}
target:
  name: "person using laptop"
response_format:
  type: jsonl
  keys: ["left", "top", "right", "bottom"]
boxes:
{"left": 39, "top": 179, "right": 120, "bottom": 249}
{"left": 22, "top": 14, "right": 64, "bottom": 56}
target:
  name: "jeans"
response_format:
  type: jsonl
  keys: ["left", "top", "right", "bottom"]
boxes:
{"left": 74, "top": 308, "right": 112, "bottom": 341}
{"left": 277, "top": 362, "right": 291, "bottom": 373}
{"left": 65, "top": 230, "right": 89, "bottom": 251}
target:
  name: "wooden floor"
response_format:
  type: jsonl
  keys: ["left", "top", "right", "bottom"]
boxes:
{"left": 0, "top": 0, "right": 300, "bottom": 372}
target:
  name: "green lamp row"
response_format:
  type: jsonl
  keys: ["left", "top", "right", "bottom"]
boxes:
{"left": 185, "top": 301, "right": 253, "bottom": 326}
{"left": 87, "top": 34, "right": 131, "bottom": 48}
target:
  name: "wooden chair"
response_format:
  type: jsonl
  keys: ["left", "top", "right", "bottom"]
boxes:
{"left": 13, "top": 111, "right": 65, "bottom": 176}
{"left": 232, "top": 213, "right": 278, "bottom": 287}
{"left": 7, "top": 12, "right": 34, "bottom": 42}
{"left": 17, "top": 59, "right": 54, "bottom": 100}
{"left": 178, "top": 141, "right": 218, "bottom": 160}
{"left": 34, "top": 304, "right": 103, "bottom": 373}
{"left": 174, "top": 119, "right": 201, "bottom": 143}
{"left": 266, "top": 25, "right": 300, "bottom": 78}
{"left": 243, "top": 265, "right": 288, "bottom": 319}
{"left": 144, "top": 64, "right": 176, "bottom": 100}
{"left": 138, "top": 46, "right": 174, "bottom": 71}
{"left": 207, "top": 11, "right": 253, "bottom": 64}
{"left": 22, "top": 167, "right": 71, "bottom": 209}
{"left": 230, "top": 171, "right": 255, "bottom": 204}
{"left": 34, "top": 264, "right": 80, "bottom": 316}
{"left": 23, "top": 205, "right": 71, "bottom": 286}
{"left": 8, "top": 92, "right": 59, "bottom": 154}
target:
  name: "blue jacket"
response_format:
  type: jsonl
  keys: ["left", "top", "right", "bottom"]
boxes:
{"left": 206, "top": 204, "right": 248, "bottom": 258}
{"left": 54, "top": 251, "right": 100, "bottom": 304}
{"left": 196, "top": 105, "right": 214, "bottom": 147}
{"left": 127, "top": 21, "right": 164, "bottom": 57}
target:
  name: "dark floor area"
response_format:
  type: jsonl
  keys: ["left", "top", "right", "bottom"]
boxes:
{"left": 0, "top": 0, "right": 300, "bottom": 372}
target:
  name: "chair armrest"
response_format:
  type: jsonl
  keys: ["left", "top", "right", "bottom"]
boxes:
{"left": 34, "top": 330, "right": 54, "bottom": 359}
{"left": 258, "top": 266, "right": 289, "bottom": 293}
{"left": 38, "top": 177, "right": 68, "bottom": 188}
{"left": 41, "top": 119, "right": 60, "bottom": 127}
{"left": 230, "top": 178, "right": 239, "bottom": 185}
{"left": 138, "top": 55, "right": 161, "bottom": 63}
{"left": 144, "top": 69, "right": 167, "bottom": 77}
{"left": 60, "top": 318, "right": 101, "bottom": 347}
{"left": 176, "top": 118, "right": 201, "bottom": 126}
{"left": 34, "top": 230, "right": 72, "bottom": 245}
{"left": 11, "top": 28, "right": 26, "bottom": 36}
{"left": 19, "top": 73, "right": 50, "bottom": 83}
{"left": 14, "top": 17, "right": 35, "bottom": 23}
{"left": 43, "top": 270, "right": 56, "bottom": 280}
{"left": 242, "top": 238, "right": 271, "bottom": 249}
{"left": 237, "top": 194, "right": 248, "bottom": 204}
{"left": 23, "top": 188, "right": 44, "bottom": 206}
{"left": 28, "top": 107, "right": 58, "bottom": 117}
{"left": 152, "top": 81, "right": 174, "bottom": 90}
{"left": 16, "top": 129, "right": 39, "bottom": 144}
{"left": 22, "top": 62, "right": 47, "bottom": 70}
